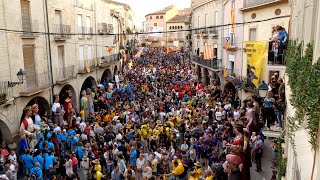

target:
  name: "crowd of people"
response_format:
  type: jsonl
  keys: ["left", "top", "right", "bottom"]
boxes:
{"left": 0, "top": 47, "right": 284, "bottom": 180}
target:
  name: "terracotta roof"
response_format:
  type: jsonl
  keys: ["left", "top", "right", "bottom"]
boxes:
{"left": 166, "top": 13, "right": 191, "bottom": 23}
{"left": 145, "top": 5, "right": 175, "bottom": 16}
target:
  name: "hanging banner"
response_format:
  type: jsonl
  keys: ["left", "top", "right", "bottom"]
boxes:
{"left": 148, "top": 26, "right": 164, "bottom": 37}
{"left": 244, "top": 41, "right": 268, "bottom": 87}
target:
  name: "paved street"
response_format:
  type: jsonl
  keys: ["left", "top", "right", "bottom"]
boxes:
{"left": 250, "top": 139, "right": 274, "bottom": 180}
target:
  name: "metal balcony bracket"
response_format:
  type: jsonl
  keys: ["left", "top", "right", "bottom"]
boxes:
{"left": 8, "top": 81, "right": 23, "bottom": 88}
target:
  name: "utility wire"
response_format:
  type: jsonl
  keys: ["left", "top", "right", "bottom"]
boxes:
{"left": 0, "top": 15, "right": 290, "bottom": 36}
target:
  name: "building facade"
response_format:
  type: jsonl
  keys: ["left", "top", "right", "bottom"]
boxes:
{"left": 285, "top": 0, "right": 320, "bottom": 179}
{"left": 222, "top": 0, "right": 244, "bottom": 78}
{"left": 191, "top": 0, "right": 223, "bottom": 86}
{"left": 0, "top": 0, "right": 136, "bottom": 141}
{"left": 239, "top": 0, "right": 290, "bottom": 100}
{"left": 166, "top": 9, "right": 192, "bottom": 49}
{"left": 145, "top": 5, "right": 179, "bottom": 47}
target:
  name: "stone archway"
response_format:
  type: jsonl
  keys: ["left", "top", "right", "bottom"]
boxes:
{"left": 25, "top": 96, "right": 50, "bottom": 117}
{"left": 81, "top": 76, "right": 97, "bottom": 92}
{"left": 59, "top": 84, "right": 77, "bottom": 110}
{"left": 0, "top": 119, "right": 11, "bottom": 143}
{"left": 101, "top": 69, "right": 112, "bottom": 83}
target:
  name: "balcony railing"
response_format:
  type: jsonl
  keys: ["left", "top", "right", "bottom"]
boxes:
{"left": 191, "top": 55, "right": 220, "bottom": 69}
{"left": 54, "top": 24, "right": 71, "bottom": 40}
{"left": 21, "top": 71, "right": 50, "bottom": 96}
{"left": 21, "top": 20, "right": 39, "bottom": 37}
{"left": 79, "top": 59, "right": 99, "bottom": 73}
{"left": 56, "top": 65, "right": 75, "bottom": 83}
{"left": 86, "top": 27, "right": 93, "bottom": 38}
{"left": 0, "top": 81, "right": 8, "bottom": 104}
{"left": 78, "top": 26, "right": 85, "bottom": 38}
{"left": 223, "top": 36, "right": 238, "bottom": 50}
{"left": 244, "top": 0, "right": 280, "bottom": 8}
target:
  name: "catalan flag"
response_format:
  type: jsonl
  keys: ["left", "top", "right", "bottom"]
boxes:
{"left": 203, "top": 45, "right": 214, "bottom": 60}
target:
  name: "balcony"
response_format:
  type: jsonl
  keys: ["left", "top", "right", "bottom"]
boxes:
{"left": 56, "top": 65, "right": 75, "bottom": 84}
{"left": 78, "top": 26, "right": 85, "bottom": 39}
{"left": 86, "top": 27, "right": 93, "bottom": 38}
{"left": 242, "top": 0, "right": 288, "bottom": 11}
{"left": 53, "top": 24, "right": 71, "bottom": 40}
{"left": 223, "top": 36, "right": 238, "bottom": 51}
{"left": 78, "top": 59, "right": 99, "bottom": 74}
{"left": 209, "top": 28, "right": 219, "bottom": 38}
{"left": 201, "top": 29, "right": 209, "bottom": 39}
{"left": 21, "top": 20, "right": 39, "bottom": 38}
{"left": 99, "top": 55, "right": 117, "bottom": 67}
{"left": 20, "top": 72, "right": 50, "bottom": 97}
{"left": 0, "top": 81, "right": 8, "bottom": 104}
{"left": 191, "top": 55, "right": 220, "bottom": 70}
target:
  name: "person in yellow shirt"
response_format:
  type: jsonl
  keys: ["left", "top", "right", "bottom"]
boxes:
{"left": 103, "top": 113, "right": 111, "bottom": 123}
{"left": 93, "top": 159, "right": 102, "bottom": 172}
{"left": 204, "top": 170, "right": 214, "bottom": 180}
{"left": 164, "top": 156, "right": 185, "bottom": 179}
{"left": 80, "top": 107, "right": 85, "bottom": 120}
{"left": 93, "top": 169, "right": 104, "bottom": 180}
{"left": 189, "top": 170, "right": 198, "bottom": 180}
{"left": 194, "top": 162, "right": 203, "bottom": 179}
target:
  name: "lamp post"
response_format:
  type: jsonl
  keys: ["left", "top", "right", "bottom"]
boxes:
{"left": 258, "top": 80, "right": 268, "bottom": 98}
{"left": 8, "top": 69, "right": 26, "bottom": 87}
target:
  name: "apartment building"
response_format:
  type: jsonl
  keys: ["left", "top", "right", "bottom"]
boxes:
{"left": 145, "top": 5, "right": 179, "bottom": 47}
{"left": 0, "top": 0, "right": 135, "bottom": 141}
{"left": 166, "top": 9, "right": 192, "bottom": 49}
{"left": 239, "top": 0, "right": 290, "bottom": 100}
{"left": 191, "top": 0, "right": 223, "bottom": 85}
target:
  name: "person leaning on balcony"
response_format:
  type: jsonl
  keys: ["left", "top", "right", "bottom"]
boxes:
{"left": 263, "top": 91, "right": 275, "bottom": 130}
{"left": 277, "top": 26, "right": 288, "bottom": 48}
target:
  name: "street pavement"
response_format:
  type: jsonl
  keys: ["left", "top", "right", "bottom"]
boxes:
{"left": 250, "top": 139, "right": 274, "bottom": 180}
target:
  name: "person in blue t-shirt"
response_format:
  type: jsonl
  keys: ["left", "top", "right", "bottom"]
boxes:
{"left": 33, "top": 152, "right": 44, "bottom": 170}
{"left": 30, "top": 162, "right": 43, "bottom": 180}
{"left": 73, "top": 142, "right": 84, "bottom": 160}
{"left": 58, "top": 130, "right": 68, "bottom": 149}
{"left": 277, "top": 26, "right": 288, "bottom": 46}
{"left": 46, "top": 138, "right": 55, "bottom": 151}
{"left": 129, "top": 147, "right": 137, "bottom": 168}
{"left": 44, "top": 151, "right": 56, "bottom": 171}
{"left": 22, "top": 150, "right": 34, "bottom": 176}
{"left": 67, "top": 128, "right": 76, "bottom": 136}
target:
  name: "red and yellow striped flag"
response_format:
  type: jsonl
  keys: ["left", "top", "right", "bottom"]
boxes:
{"left": 203, "top": 45, "right": 214, "bottom": 60}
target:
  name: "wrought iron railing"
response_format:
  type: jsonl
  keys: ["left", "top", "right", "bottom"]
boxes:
{"left": 78, "top": 26, "right": 85, "bottom": 38}
{"left": 79, "top": 59, "right": 99, "bottom": 72}
{"left": 53, "top": 24, "right": 71, "bottom": 39}
{"left": 191, "top": 55, "right": 220, "bottom": 69}
{"left": 22, "top": 20, "right": 39, "bottom": 36}
{"left": 86, "top": 27, "right": 93, "bottom": 37}
{"left": 0, "top": 81, "right": 8, "bottom": 104}
{"left": 56, "top": 65, "right": 75, "bottom": 81}
{"left": 24, "top": 71, "right": 50, "bottom": 90}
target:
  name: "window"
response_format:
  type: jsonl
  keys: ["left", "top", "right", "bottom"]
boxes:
{"left": 150, "top": 16, "right": 152, "bottom": 19}
{"left": 154, "top": 23, "right": 157, "bottom": 27}
{"left": 86, "top": 16, "right": 91, "bottom": 36}
{"left": 249, "top": 28, "right": 257, "bottom": 41}
{"left": 160, "top": 16, "right": 163, "bottom": 19}
{"left": 169, "top": 26, "right": 172, "bottom": 30}
{"left": 232, "top": 0, "right": 235, "bottom": 9}
{"left": 58, "top": 45, "right": 65, "bottom": 68}
{"left": 78, "top": 14, "right": 83, "bottom": 36}
{"left": 215, "top": 11, "right": 218, "bottom": 26}
{"left": 156, "top": 16, "right": 159, "bottom": 19}
{"left": 55, "top": 10, "right": 62, "bottom": 25}
{"left": 205, "top": 14, "right": 208, "bottom": 27}
{"left": 175, "top": 26, "right": 177, "bottom": 29}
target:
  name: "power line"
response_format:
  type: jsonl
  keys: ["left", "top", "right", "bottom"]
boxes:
{"left": 0, "top": 15, "right": 290, "bottom": 36}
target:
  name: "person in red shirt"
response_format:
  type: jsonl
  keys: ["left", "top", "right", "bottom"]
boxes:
{"left": 70, "top": 153, "right": 78, "bottom": 174}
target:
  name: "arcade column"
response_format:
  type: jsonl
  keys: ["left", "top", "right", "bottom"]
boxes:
{"left": 201, "top": 67, "right": 207, "bottom": 84}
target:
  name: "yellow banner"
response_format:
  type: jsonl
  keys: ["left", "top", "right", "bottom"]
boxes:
{"left": 244, "top": 41, "right": 268, "bottom": 87}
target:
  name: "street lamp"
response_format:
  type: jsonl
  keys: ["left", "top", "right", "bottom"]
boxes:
{"left": 257, "top": 80, "right": 268, "bottom": 98}
{"left": 8, "top": 69, "right": 26, "bottom": 87}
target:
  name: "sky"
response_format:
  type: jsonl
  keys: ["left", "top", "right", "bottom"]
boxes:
{"left": 113, "top": 0, "right": 191, "bottom": 29}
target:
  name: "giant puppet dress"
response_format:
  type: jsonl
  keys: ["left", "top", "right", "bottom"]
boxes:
{"left": 64, "top": 97, "right": 75, "bottom": 127}
{"left": 20, "top": 116, "right": 39, "bottom": 149}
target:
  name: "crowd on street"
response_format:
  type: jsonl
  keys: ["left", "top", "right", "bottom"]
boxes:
{"left": 0, "top": 47, "right": 285, "bottom": 180}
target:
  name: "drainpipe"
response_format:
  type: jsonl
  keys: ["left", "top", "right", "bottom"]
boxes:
{"left": 93, "top": 1, "right": 99, "bottom": 81}
{"left": 44, "top": 0, "right": 54, "bottom": 105}
{"left": 220, "top": 0, "right": 224, "bottom": 89}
